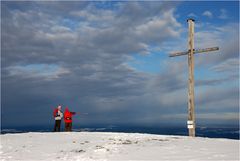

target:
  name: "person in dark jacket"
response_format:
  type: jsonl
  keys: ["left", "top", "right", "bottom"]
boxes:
{"left": 53, "top": 105, "right": 63, "bottom": 132}
{"left": 64, "top": 107, "right": 76, "bottom": 132}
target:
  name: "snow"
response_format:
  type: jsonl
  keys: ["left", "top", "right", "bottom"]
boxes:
{"left": 0, "top": 132, "right": 239, "bottom": 161}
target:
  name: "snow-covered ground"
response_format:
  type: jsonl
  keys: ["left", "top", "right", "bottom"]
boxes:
{"left": 0, "top": 132, "right": 239, "bottom": 161}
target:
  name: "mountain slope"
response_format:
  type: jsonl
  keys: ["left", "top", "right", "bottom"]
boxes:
{"left": 1, "top": 132, "right": 239, "bottom": 161}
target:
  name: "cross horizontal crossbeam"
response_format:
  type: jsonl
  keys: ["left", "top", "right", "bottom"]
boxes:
{"left": 169, "top": 47, "right": 219, "bottom": 57}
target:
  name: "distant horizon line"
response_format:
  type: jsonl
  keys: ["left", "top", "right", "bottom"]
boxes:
{"left": 1, "top": 123, "right": 239, "bottom": 129}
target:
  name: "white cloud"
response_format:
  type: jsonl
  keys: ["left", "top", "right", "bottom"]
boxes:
{"left": 2, "top": 1, "right": 238, "bottom": 127}
{"left": 202, "top": 11, "right": 213, "bottom": 18}
{"left": 6, "top": 64, "right": 70, "bottom": 80}
{"left": 218, "top": 9, "right": 228, "bottom": 19}
{"left": 70, "top": 9, "right": 115, "bottom": 23}
{"left": 134, "top": 9, "right": 181, "bottom": 44}
{"left": 193, "top": 22, "right": 239, "bottom": 66}
{"left": 210, "top": 59, "right": 239, "bottom": 73}
{"left": 188, "top": 13, "right": 197, "bottom": 18}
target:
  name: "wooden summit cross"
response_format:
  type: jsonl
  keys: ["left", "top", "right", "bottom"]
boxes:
{"left": 169, "top": 19, "right": 219, "bottom": 137}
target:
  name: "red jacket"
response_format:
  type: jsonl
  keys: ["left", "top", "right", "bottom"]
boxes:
{"left": 64, "top": 107, "right": 76, "bottom": 123}
{"left": 53, "top": 108, "right": 58, "bottom": 117}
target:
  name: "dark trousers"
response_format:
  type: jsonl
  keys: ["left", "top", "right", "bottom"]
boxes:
{"left": 65, "top": 122, "right": 72, "bottom": 132}
{"left": 54, "top": 120, "right": 61, "bottom": 132}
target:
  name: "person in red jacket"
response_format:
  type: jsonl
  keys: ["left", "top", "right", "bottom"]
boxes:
{"left": 64, "top": 107, "right": 76, "bottom": 132}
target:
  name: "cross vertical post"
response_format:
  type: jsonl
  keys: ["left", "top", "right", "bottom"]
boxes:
{"left": 187, "top": 19, "right": 195, "bottom": 137}
{"left": 169, "top": 19, "right": 219, "bottom": 137}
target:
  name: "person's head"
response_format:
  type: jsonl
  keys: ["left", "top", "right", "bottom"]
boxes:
{"left": 57, "top": 105, "right": 61, "bottom": 110}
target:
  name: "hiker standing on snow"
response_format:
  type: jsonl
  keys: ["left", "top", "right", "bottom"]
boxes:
{"left": 64, "top": 107, "right": 76, "bottom": 132}
{"left": 53, "top": 105, "right": 63, "bottom": 132}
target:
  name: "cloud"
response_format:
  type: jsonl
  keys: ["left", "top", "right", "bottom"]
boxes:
{"left": 202, "top": 11, "right": 213, "bottom": 18}
{"left": 188, "top": 13, "right": 197, "bottom": 18}
{"left": 193, "top": 22, "right": 239, "bottom": 67}
{"left": 166, "top": 21, "right": 239, "bottom": 73}
{"left": 218, "top": 9, "right": 228, "bottom": 19}
{"left": 196, "top": 77, "right": 235, "bottom": 87}
{"left": 134, "top": 9, "right": 181, "bottom": 44}
{"left": 2, "top": 1, "right": 182, "bottom": 127}
{"left": 5, "top": 64, "right": 71, "bottom": 81}
{"left": 196, "top": 113, "right": 239, "bottom": 121}
{"left": 161, "top": 112, "right": 238, "bottom": 121}
{"left": 70, "top": 8, "right": 115, "bottom": 23}
{"left": 1, "top": 1, "right": 238, "bottom": 128}
{"left": 210, "top": 59, "right": 239, "bottom": 73}
{"left": 159, "top": 19, "right": 239, "bottom": 125}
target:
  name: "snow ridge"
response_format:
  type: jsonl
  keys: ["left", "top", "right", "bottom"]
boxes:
{"left": 1, "top": 132, "right": 239, "bottom": 161}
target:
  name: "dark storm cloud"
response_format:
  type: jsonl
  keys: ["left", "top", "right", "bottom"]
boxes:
{"left": 1, "top": 1, "right": 238, "bottom": 127}
{"left": 2, "top": 1, "right": 179, "bottom": 126}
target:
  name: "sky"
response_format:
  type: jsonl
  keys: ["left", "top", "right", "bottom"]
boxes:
{"left": 1, "top": 1, "right": 239, "bottom": 129}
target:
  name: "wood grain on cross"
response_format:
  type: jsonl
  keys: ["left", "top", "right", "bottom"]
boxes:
{"left": 169, "top": 19, "right": 219, "bottom": 137}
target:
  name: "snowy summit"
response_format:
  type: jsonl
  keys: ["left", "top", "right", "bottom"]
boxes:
{"left": 1, "top": 132, "right": 239, "bottom": 161}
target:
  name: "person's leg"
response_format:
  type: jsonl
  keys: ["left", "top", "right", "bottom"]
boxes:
{"left": 59, "top": 120, "right": 62, "bottom": 131}
{"left": 65, "top": 123, "right": 68, "bottom": 131}
{"left": 69, "top": 122, "right": 72, "bottom": 132}
{"left": 66, "top": 123, "right": 70, "bottom": 131}
{"left": 54, "top": 120, "right": 57, "bottom": 132}
{"left": 57, "top": 120, "right": 61, "bottom": 132}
